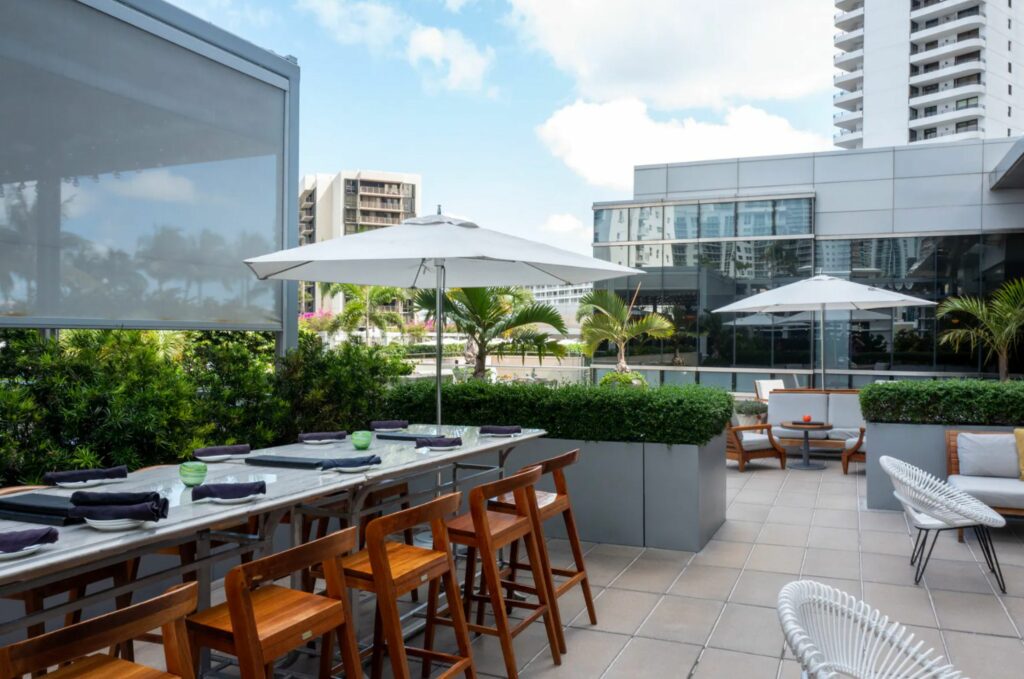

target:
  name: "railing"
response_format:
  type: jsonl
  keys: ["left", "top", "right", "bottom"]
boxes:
{"left": 359, "top": 199, "right": 404, "bottom": 210}
{"left": 833, "top": 88, "right": 863, "bottom": 100}
{"left": 359, "top": 215, "right": 402, "bottom": 226}
{"left": 833, "top": 109, "right": 863, "bottom": 120}
{"left": 359, "top": 186, "right": 411, "bottom": 197}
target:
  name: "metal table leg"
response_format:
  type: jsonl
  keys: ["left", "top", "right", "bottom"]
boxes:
{"left": 790, "top": 430, "right": 825, "bottom": 470}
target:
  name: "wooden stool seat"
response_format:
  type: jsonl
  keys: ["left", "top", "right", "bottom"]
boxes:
{"left": 343, "top": 541, "right": 449, "bottom": 596}
{"left": 490, "top": 489, "right": 568, "bottom": 518}
{"left": 187, "top": 585, "right": 342, "bottom": 654}
{"left": 40, "top": 655, "right": 177, "bottom": 679}
{"left": 446, "top": 510, "right": 529, "bottom": 544}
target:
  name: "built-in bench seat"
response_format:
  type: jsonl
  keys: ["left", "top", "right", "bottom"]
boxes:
{"left": 946, "top": 431, "right": 1024, "bottom": 521}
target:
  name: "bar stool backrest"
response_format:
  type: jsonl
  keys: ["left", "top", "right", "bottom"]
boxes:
{"left": 471, "top": 466, "right": 543, "bottom": 524}
{"left": 520, "top": 449, "right": 579, "bottom": 496}
{"left": 364, "top": 492, "right": 463, "bottom": 583}
{"left": 0, "top": 583, "right": 198, "bottom": 679}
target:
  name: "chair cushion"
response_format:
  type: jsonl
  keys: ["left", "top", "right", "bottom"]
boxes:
{"left": 828, "top": 393, "right": 864, "bottom": 429}
{"left": 767, "top": 393, "right": 829, "bottom": 439}
{"left": 844, "top": 436, "right": 864, "bottom": 450}
{"left": 828, "top": 428, "right": 862, "bottom": 441}
{"left": 957, "top": 433, "right": 1019, "bottom": 479}
{"left": 740, "top": 432, "right": 775, "bottom": 452}
{"left": 948, "top": 474, "right": 1024, "bottom": 510}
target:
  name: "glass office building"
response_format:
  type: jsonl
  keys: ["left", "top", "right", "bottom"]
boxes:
{"left": 593, "top": 141, "right": 1024, "bottom": 389}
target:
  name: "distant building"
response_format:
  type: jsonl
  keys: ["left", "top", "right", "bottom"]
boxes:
{"left": 298, "top": 170, "right": 421, "bottom": 312}
{"left": 527, "top": 283, "right": 593, "bottom": 332}
{"left": 833, "top": 0, "right": 1023, "bottom": 149}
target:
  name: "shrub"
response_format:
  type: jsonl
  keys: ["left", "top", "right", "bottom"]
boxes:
{"left": 734, "top": 399, "right": 768, "bottom": 416}
{"left": 381, "top": 380, "right": 733, "bottom": 445}
{"left": 859, "top": 379, "right": 1024, "bottom": 425}
{"left": 599, "top": 371, "right": 648, "bottom": 389}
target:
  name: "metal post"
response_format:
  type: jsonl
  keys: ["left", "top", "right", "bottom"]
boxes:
{"left": 819, "top": 303, "right": 826, "bottom": 389}
{"left": 435, "top": 259, "right": 445, "bottom": 435}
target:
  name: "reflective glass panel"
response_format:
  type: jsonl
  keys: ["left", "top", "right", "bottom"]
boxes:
{"left": 737, "top": 201, "right": 773, "bottom": 237}
{"left": 665, "top": 204, "right": 698, "bottom": 240}
{"left": 775, "top": 198, "right": 813, "bottom": 236}
{"left": 630, "top": 206, "right": 664, "bottom": 240}
{"left": 594, "top": 208, "right": 628, "bottom": 243}
{"left": 699, "top": 202, "right": 735, "bottom": 238}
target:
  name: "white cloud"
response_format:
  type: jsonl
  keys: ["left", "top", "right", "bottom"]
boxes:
{"left": 407, "top": 27, "right": 495, "bottom": 92}
{"left": 167, "top": 0, "right": 276, "bottom": 32}
{"left": 539, "top": 213, "right": 590, "bottom": 252}
{"left": 298, "top": 0, "right": 494, "bottom": 92}
{"left": 105, "top": 169, "right": 198, "bottom": 203}
{"left": 443, "top": 0, "right": 474, "bottom": 12}
{"left": 538, "top": 99, "right": 832, "bottom": 191}
{"left": 507, "top": 0, "right": 834, "bottom": 109}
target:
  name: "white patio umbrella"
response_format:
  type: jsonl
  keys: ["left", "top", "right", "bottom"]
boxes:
{"left": 245, "top": 214, "right": 641, "bottom": 428}
{"left": 712, "top": 274, "right": 936, "bottom": 386}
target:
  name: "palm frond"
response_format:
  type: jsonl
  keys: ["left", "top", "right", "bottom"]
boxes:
{"left": 577, "top": 289, "right": 629, "bottom": 323}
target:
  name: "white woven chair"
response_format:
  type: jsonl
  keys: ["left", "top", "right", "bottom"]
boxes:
{"left": 880, "top": 455, "right": 1007, "bottom": 592}
{"left": 778, "top": 579, "right": 963, "bottom": 678}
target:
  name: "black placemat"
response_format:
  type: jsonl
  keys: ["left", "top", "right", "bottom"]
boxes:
{"left": 0, "top": 493, "right": 83, "bottom": 526}
{"left": 375, "top": 431, "right": 430, "bottom": 442}
{"left": 244, "top": 455, "right": 327, "bottom": 470}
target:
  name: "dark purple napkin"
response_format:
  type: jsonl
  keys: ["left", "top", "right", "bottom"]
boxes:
{"left": 319, "top": 455, "right": 381, "bottom": 471}
{"left": 0, "top": 527, "right": 58, "bottom": 553}
{"left": 43, "top": 466, "right": 127, "bottom": 485}
{"left": 371, "top": 420, "right": 408, "bottom": 430}
{"left": 415, "top": 437, "right": 462, "bottom": 449}
{"left": 69, "top": 498, "right": 169, "bottom": 522}
{"left": 194, "top": 444, "right": 250, "bottom": 459}
{"left": 480, "top": 425, "right": 522, "bottom": 435}
{"left": 298, "top": 431, "right": 347, "bottom": 442}
{"left": 70, "top": 491, "right": 161, "bottom": 506}
{"left": 192, "top": 482, "right": 266, "bottom": 502}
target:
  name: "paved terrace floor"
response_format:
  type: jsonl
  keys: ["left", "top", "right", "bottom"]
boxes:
{"left": 137, "top": 457, "right": 1024, "bottom": 678}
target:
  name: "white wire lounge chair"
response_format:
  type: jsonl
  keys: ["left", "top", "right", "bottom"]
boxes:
{"left": 880, "top": 455, "right": 1007, "bottom": 592}
{"left": 778, "top": 579, "right": 963, "bottom": 678}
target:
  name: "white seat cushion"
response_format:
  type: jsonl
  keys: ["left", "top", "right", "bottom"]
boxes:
{"left": 828, "top": 393, "right": 865, "bottom": 432}
{"left": 828, "top": 428, "right": 862, "bottom": 441}
{"left": 957, "top": 433, "right": 1020, "bottom": 479}
{"left": 948, "top": 475, "right": 1024, "bottom": 510}
{"left": 767, "top": 392, "right": 829, "bottom": 439}
{"left": 844, "top": 436, "right": 864, "bottom": 450}
{"left": 740, "top": 432, "right": 775, "bottom": 452}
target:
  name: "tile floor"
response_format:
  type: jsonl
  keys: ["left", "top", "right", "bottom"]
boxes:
{"left": 138, "top": 456, "right": 1024, "bottom": 677}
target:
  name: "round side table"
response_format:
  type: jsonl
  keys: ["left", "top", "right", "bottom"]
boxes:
{"left": 781, "top": 421, "right": 832, "bottom": 471}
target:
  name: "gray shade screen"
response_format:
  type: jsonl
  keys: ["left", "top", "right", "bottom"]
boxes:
{"left": 0, "top": 0, "right": 285, "bottom": 327}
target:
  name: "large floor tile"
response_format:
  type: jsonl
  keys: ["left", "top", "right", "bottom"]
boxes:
{"left": 727, "top": 502, "right": 772, "bottom": 523}
{"left": 810, "top": 508, "right": 859, "bottom": 530}
{"left": 931, "top": 589, "right": 1018, "bottom": 636}
{"left": 730, "top": 570, "right": 799, "bottom": 608}
{"left": 609, "top": 551, "right": 690, "bottom": 594}
{"left": 862, "top": 582, "right": 938, "bottom": 629}
{"left": 944, "top": 630, "right": 1024, "bottom": 679}
{"left": 774, "top": 491, "right": 817, "bottom": 508}
{"left": 520, "top": 627, "right": 629, "bottom": 678}
{"left": 766, "top": 506, "right": 813, "bottom": 527}
{"left": 859, "top": 511, "right": 908, "bottom": 533}
{"left": 602, "top": 637, "right": 701, "bottom": 679}
{"left": 690, "top": 540, "right": 753, "bottom": 569}
{"left": 802, "top": 547, "right": 860, "bottom": 580}
{"left": 860, "top": 529, "right": 912, "bottom": 557}
{"left": 637, "top": 595, "right": 723, "bottom": 645}
{"left": 707, "top": 602, "right": 786, "bottom": 657}
{"left": 922, "top": 558, "right": 996, "bottom": 594}
{"left": 756, "top": 523, "right": 809, "bottom": 547}
{"left": 861, "top": 551, "right": 917, "bottom": 586}
{"left": 713, "top": 519, "right": 762, "bottom": 543}
{"left": 746, "top": 544, "right": 804, "bottom": 575}
{"left": 571, "top": 588, "right": 660, "bottom": 635}
{"left": 670, "top": 565, "right": 741, "bottom": 601}
{"left": 691, "top": 648, "right": 781, "bottom": 678}
{"left": 806, "top": 525, "right": 859, "bottom": 552}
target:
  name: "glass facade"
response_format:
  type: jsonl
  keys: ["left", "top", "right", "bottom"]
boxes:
{"left": 593, "top": 195, "right": 1024, "bottom": 386}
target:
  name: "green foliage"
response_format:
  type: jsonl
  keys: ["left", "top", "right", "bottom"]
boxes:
{"left": 399, "top": 342, "right": 466, "bottom": 356}
{"left": 859, "top": 379, "right": 1024, "bottom": 425}
{"left": 937, "top": 278, "right": 1024, "bottom": 381}
{"left": 734, "top": 399, "right": 768, "bottom": 416}
{"left": 320, "top": 283, "right": 407, "bottom": 344}
{"left": 599, "top": 371, "right": 648, "bottom": 389}
{"left": 577, "top": 289, "right": 673, "bottom": 372}
{"left": 381, "top": 380, "right": 734, "bottom": 446}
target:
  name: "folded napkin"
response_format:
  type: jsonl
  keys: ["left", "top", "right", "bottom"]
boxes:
{"left": 374, "top": 432, "right": 423, "bottom": 442}
{"left": 70, "top": 491, "right": 161, "bottom": 506}
{"left": 192, "top": 482, "right": 266, "bottom": 502}
{"left": 69, "top": 498, "right": 169, "bottom": 522}
{"left": 0, "top": 527, "right": 58, "bottom": 553}
{"left": 194, "top": 444, "right": 251, "bottom": 459}
{"left": 415, "top": 437, "right": 462, "bottom": 449}
{"left": 371, "top": 420, "right": 408, "bottom": 430}
{"left": 480, "top": 425, "right": 522, "bottom": 435}
{"left": 319, "top": 455, "right": 382, "bottom": 471}
{"left": 298, "top": 431, "right": 347, "bottom": 442}
{"left": 43, "top": 466, "right": 127, "bottom": 485}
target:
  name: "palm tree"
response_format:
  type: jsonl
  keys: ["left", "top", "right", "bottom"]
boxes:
{"left": 496, "top": 328, "right": 568, "bottom": 366}
{"left": 415, "top": 287, "right": 567, "bottom": 378}
{"left": 577, "top": 288, "right": 673, "bottom": 373}
{"left": 320, "top": 283, "right": 406, "bottom": 345}
{"left": 937, "top": 278, "right": 1024, "bottom": 381}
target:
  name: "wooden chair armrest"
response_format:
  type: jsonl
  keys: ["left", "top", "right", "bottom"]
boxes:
{"left": 730, "top": 423, "right": 773, "bottom": 432}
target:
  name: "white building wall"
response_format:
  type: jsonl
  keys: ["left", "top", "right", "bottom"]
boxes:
{"left": 862, "top": 0, "right": 911, "bottom": 147}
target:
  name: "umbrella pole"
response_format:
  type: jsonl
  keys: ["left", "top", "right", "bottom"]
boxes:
{"left": 819, "top": 303, "right": 826, "bottom": 389}
{"left": 435, "top": 259, "right": 445, "bottom": 435}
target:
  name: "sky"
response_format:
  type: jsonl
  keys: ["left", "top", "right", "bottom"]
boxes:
{"left": 166, "top": 0, "right": 838, "bottom": 254}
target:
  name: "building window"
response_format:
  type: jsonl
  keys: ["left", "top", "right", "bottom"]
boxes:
{"left": 737, "top": 201, "right": 773, "bottom": 238}
{"left": 630, "top": 206, "right": 664, "bottom": 240}
{"left": 954, "top": 74, "right": 981, "bottom": 87}
{"left": 955, "top": 50, "right": 981, "bottom": 64}
{"left": 593, "top": 208, "right": 629, "bottom": 243}
{"left": 956, "top": 96, "right": 979, "bottom": 110}
{"left": 774, "top": 199, "right": 813, "bottom": 236}
{"left": 924, "top": 128, "right": 938, "bottom": 139}
{"left": 699, "top": 202, "right": 736, "bottom": 239}
{"left": 956, "top": 119, "right": 979, "bottom": 133}
{"left": 666, "top": 204, "right": 699, "bottom": 239}
{"left": 923, "top": 83, "right": 940, "bottom": 94}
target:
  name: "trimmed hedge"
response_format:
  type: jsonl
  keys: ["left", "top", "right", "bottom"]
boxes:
{"left": 859, "top": 379, "right": 1024, "bottom": 425}
{"left": 381, "top": 380, "right": 733, "bottom": 446}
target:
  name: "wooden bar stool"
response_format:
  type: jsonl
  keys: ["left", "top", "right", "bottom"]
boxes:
{"left": 433, "top": 467, "right": 563, "bottom": 679}
{"left": 489, "top": 449, "right": 597, "bottom": 631}
{"left": 186, "top": 528, "right": 363, "bottom": 679}
{"left": 0, "top": 582, "right": 197, "bottom": 679}
{"left": 342, "top": 492, "right": 475, "bottom": 679}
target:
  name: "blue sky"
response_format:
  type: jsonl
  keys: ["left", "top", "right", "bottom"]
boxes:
{"left": 168, "top": 0, "right": 837, "bottom": 253}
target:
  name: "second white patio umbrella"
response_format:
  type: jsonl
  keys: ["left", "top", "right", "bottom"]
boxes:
{"left": 712, "top": 274, "right": 936, "bottom": 385}
{"left": 246, "top": 214, "right": 641, "bottom": 428}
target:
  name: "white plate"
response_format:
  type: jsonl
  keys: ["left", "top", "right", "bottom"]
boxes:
{"left": 55, "top": 478, "right": 124, "bottom": 489}
{"left": 373, "top": 428, "right": 405, "bottom": 433}
{"left": 195, "top": 454, "right": 232, "bottom": 462}
{"left": 328, "top": 465, "right": 375, "bottom": 473}
{"left": 422, "top": 445, "right": 460, "bottom": 452}
{"left": 302, "top": 439, "right": 337, "bottom": 446}
{"left": 84, "top": 518, "right": 145, "bottom": 531}
{"left": 0, "top": 544, "right": 44, "bottom": 561}
{"left": 209, "top": 494, "right": 262, "bottom": 505}
{"left": 481, "top": 432, "right": 518, "bottom": 438}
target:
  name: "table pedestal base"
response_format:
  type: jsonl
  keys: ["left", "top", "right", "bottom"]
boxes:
{"left": 791, "top": 430, "right": 826, "bottom": 471}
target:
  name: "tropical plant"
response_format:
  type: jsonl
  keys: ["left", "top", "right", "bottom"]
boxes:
{"left": 577, "top": 289, "right": 673, "bottom": 373}
{"left": 936, "top": 278, "right": 1024, "bottom": 381}
{"left": 404, "top": 322, "right": 429, "bottom": 344}
{"left": 599, "top": 371, "right": 647, "bottom": 389}
{"left": 495, "top": 328, "right": 568, "bottom": 365}
{"left": 319, "top": 283, "right": 406, "bottom": 345}
{"left": 415, "top": 287, "right": 567, "bottom": 378}
{"left": 667, "top": 305, "right": 704, "bottom": 366}
{"left": 299, "top": 309, "right": 342, "bottom": 334}
{"left": 734, "top": 399, "right": 768, "bottom": 416}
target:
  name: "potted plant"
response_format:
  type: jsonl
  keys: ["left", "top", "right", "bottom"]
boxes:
{"left": 735, "top": 399, "right": 768, "bottom": 426}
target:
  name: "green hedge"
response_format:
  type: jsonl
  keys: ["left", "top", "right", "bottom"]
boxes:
{"left": 859, "top": 379, "right": 1024, "bottom": 425}
{"left": 381, "top": 380, "right": 733, "bottom": 446}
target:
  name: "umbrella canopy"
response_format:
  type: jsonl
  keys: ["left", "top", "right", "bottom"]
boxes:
{"left": 245, "top": 214, "right": 637, "bottom": 287}
{"left": 713, "top": 275, "right": 935, "bottom": 386}
{"left": 245, "top": 213, "right": 642, "bottom": 429}
{"left": 713, "top": 275, "right": 936, "bottom": 314}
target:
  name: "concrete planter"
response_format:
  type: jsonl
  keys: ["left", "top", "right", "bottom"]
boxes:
{"left": 865, "top": 422, "right": 1016, "bottom": 510}
{"left": 507, "top": 435, "right": 725, "bottom": 552}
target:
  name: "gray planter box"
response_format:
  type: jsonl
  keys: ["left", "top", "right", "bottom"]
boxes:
{"left": 865, "top": 422, "right": 1016, "bottom": 510}
{"left": 507, "top": 435, "right": 726, "bottom": 552}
